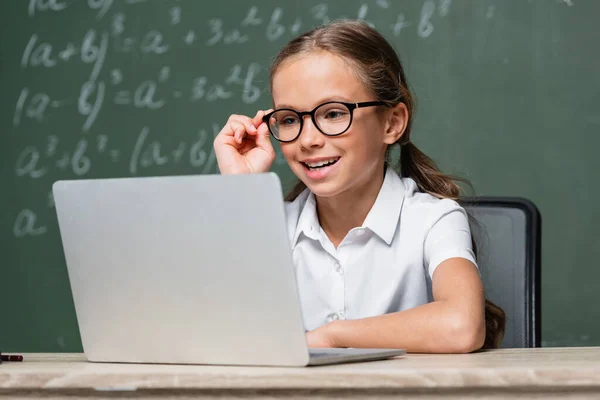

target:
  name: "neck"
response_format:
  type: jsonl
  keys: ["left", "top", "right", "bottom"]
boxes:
{"left": 316, "top": 164, "right": 386, "bottom": 248}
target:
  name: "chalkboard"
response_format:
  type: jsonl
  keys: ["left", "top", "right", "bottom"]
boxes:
{"left": 1, "top": 0, "right": 599, "bottom": 351}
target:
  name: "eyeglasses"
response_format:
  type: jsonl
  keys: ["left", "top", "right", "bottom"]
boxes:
{"left": 262, "top": 101, "right": 387, "bottom": 143}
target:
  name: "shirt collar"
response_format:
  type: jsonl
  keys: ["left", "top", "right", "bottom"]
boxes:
{"left": 362, "top": 165, "right": 406, "bottom": 245}
{"left": 291, "top": 189, "right": 320, "bottom": 248}
{"left": 290, "top": 165, "right": 406, "bottom": 248}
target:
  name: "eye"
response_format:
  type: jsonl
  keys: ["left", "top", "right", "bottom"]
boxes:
{"left": 324, "top": 109, "right": 348, "bottom": 120}
{"left": 280, "top": 115, "right": 299, "bottom": 126}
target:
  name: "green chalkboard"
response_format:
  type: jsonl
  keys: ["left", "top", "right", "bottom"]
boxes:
{"left": 1, "top": 0, "right": 599, "bottom": 351}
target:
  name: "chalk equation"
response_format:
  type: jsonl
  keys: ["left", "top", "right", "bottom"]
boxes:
{"left": 12, "top": 124, "right": 289, "bottom": 238}
{"left": 10, "top": 0, "right": 459, "bottom": 239}
{"left": 27, "top": 0, "right": 455, "bottom": 42}
{"left": 13, "top": 62, "right": 264, "bottom": 132}
{"left": 14, "top": 124, "right": 290, "bottom": 179}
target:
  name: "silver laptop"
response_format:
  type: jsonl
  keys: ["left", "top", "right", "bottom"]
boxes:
{"left": 53, "top": 173, "right": 406, "bottom": 366}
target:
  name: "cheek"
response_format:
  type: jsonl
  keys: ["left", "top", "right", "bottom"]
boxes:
{"left": 349, "top": 120, "right": 385, "bottom": 157}
{"left": 280, "top": 143, "right": 296, "bottom": 163}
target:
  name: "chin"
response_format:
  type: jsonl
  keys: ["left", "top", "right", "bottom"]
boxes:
{"left": 291, "top": 160, "right": 347, "bottom": 199}
{"left": 302, "top": 180, "right": 345, "bottom": 199}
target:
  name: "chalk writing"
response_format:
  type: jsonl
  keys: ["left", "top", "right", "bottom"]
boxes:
{"left": 78, "top": 80, "right": 105, "bottom": 131}
{"left": 21, "top": 29, "right": 109, "bottom": 81}
{"left": 129, "top": 124, "right": 222, "bottom": 175}
{"left": 21, "top": 34, "right": 57, "bottom": 68}
{"left": 10, "top": 0, "right": 461, "bottom": 239}
{"left": 15, "top": 146, "right": 48, "bottom": 179}
{"left": 88, "top": 0, "right": 113, "bottom": 20}
{"left": 170, "top": 6, "right": 181, "bottom": 24}
{"left": 418, "top": 0, "right": 436, "bottom": 38}
{"left": 140, "top": 31, "right": 170, "bottom": 54}
{"left": 28, "top": 0, "right": 66, "bottom": 18}
{"left": 14, "top": 209, "right": 48, "bottom": 238}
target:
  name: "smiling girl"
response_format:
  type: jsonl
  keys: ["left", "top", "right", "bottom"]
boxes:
{"left": 214, "top": 20, "right": 505, "bottom": 353}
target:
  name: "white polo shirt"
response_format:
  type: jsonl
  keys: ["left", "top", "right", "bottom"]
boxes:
{"left": 285, "top": 165, "right": 477, "bottom": 331}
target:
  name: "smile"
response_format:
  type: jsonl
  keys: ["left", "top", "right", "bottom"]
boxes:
{"left": 301, "top": 157, "right": 340, "bottom": 170}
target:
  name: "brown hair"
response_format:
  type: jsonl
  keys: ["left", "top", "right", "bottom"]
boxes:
{"left": 270, "top": 20, "right": 505, "bottom": 349}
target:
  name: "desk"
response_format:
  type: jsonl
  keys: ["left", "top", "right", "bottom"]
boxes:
{"left": 1, "top": 348, "right": 599, "bottom": 399}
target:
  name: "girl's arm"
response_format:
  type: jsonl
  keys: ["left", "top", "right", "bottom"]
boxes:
{"left": 307, "top": 257, "right": 486, "bottom": 353}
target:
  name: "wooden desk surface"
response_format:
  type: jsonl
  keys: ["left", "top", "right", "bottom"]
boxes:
{"left": 1, "top": 347, "right": 599, "bottom": 399}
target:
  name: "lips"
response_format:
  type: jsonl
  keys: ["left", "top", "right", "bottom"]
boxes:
{"left": 299, "top": 156, "right": 341, "bottom": 181}
{"left": 301, "top": 157, "right": 340, "bottom": 170}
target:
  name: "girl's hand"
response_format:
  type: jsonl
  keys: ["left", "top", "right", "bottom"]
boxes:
{"left": 214, "top": 109, "right": 276, "bottom": 174}
{"left": 306, "top": 323, "right": 338, "bottom": 348}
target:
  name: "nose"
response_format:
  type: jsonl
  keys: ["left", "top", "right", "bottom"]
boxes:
{"left": 299, "top": 115, "right": 325, "bottom": 149}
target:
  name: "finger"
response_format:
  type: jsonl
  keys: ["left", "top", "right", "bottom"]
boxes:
{"left": 256, "top": 120, "right": 270, "bottom": 137}
{"left": 233, "top": 122, "right": 258, "bottom": 145}
{"left": 231, "top": 114, "right": 257, "bottom": 130}
{"left": 225, "top": 115, "right": 257, "bottom": 138}
{"left": 232, "top": 123, "right": 246, "bottom": 145}
{"left": 252, "top": 109, "right": 268, "bottom": 128}
{"left": 217, "top": 120, "right": 237, "bottom": 139}
{"left": 252, "top": 110, "right": 263, "bottom": 127}
{"left": 254, "top": 122, "right": 276, "bottom": 153}
{"left": 256, "top": 109, "right": 274, "bottom": 128}
{"left": 233, "top": 118, "right": 257, "bottom": 138}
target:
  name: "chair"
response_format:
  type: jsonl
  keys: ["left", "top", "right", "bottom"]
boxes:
{"left": 460, "top": 197, "right": 541, "bottom": 348}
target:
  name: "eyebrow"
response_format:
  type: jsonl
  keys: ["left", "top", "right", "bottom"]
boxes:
{"left": 275, "top": 96, "right": 355, "bottom": 110}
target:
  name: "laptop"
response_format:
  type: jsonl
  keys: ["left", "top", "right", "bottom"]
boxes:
{"left": 53, "top": 173, "right": 406, "bottom": 366}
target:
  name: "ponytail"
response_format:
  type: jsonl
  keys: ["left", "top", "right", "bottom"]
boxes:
{"left": 399, "top": 142, "right": 462, "bottom": 199}
{"left": 483, "top": 298, "right": 506, "bottom": 349}
{"left": 284, "top": 180, "right": 307, "bottom": 203}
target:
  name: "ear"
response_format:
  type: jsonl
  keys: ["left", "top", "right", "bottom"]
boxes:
{"left": 383, "top": 102, "right": 408, "bottom": 145}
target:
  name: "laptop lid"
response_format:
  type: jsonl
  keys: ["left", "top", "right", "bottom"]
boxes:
{"left": 53, "top": 173, "right": 310, "bottom": 366}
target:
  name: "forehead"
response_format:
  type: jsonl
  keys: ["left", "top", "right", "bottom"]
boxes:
{"left": 271, "top": 51, "right": 371, "bottom": 109}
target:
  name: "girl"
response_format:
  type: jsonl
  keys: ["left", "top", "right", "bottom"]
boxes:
{"left": 214, "top": 20, "right": 505, "bottom": 353}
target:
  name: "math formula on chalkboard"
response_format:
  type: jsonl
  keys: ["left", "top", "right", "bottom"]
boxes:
{"left": 10, "top": 0, "right": 463, "bottom": 240}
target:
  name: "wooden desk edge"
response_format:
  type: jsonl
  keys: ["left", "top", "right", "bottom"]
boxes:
{"left": 1, "top": 349, "right": 600, "bottom": 395}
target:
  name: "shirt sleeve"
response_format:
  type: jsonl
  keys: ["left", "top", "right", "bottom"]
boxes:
{"left": 423, "top": 201, "right": 477, "bottom": 278}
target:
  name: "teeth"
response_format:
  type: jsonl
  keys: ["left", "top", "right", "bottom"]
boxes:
{"left": 305, "top": 158, "right": 339, "bottom": 168}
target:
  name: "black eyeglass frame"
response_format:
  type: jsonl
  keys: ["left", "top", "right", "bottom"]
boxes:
{"left": 262, "top": 100, "right": 388, "bottom": 143}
